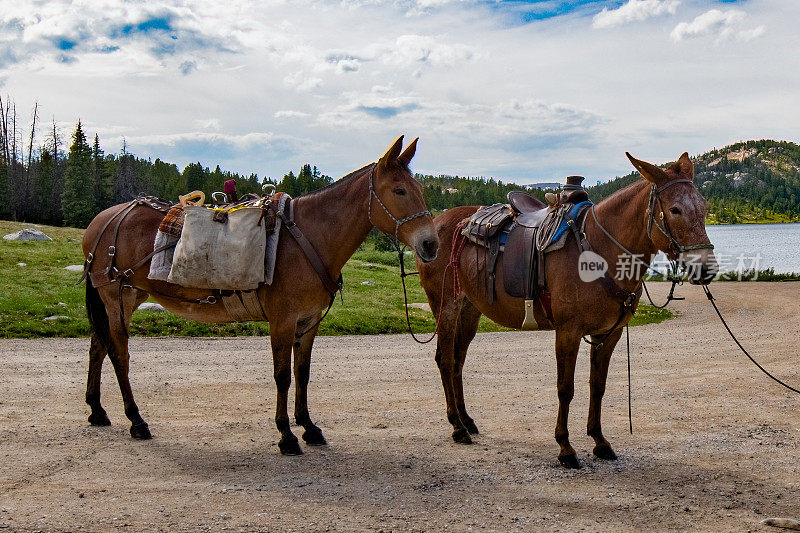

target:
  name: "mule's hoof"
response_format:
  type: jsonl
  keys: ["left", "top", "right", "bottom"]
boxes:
{"left": 464, "top": 419, "right": 479, "bottom": 435}
{"left": 558, "top": 454, "right": 582, "bottom": 469}
{"left": 452, "top": 427, "right": 473, "bottom": 444}
{"left": 278, "top": 436, "right": 303, "bottom": 456}
{"left": 130, "top": 422, "right": 151, "bottom": 439}
{"left": 88, "top": 411, "right": 111, "bottom": 426}
{"left": 593, "top": 444, "right": 617, "bottom": 461}
{"left": 302, "top": 427, "right": 327, "bottom": 446}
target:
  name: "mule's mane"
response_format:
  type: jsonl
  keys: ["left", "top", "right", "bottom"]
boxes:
{"left": 595, "top": 177, "right": 650, "bottom": 212}
{"left": 299, "top": 162, "right": 376, "bottom": 199}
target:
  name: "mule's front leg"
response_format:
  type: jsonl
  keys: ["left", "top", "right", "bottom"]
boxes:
{"left": 554, "top": 329, "right": 582, "bottom": 468}
{"left": 270, "top": 325, "right": 302, "bottom": 455}
{"left": 587, "top": 329, "right": 623, "bottom": 461}
{"left": 436, "top": 328, "right": 472, "bottom": 445}
{"left": 293, "top": 318, "right": 326, "bottom": 446}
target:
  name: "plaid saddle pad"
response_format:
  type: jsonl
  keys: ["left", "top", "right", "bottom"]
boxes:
{"left": 158, "top": 205, "right": 186, "bottom": 238}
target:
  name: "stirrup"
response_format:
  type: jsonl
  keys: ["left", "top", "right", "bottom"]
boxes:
{"left": 521, "top": 299, "right": 540, "bottom": 330}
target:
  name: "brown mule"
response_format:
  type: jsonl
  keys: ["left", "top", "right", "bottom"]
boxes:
{"left": 417, "top": 152, "right": 717, "bottom": 468}
{"left": 81, "top": 136, "right": 438, "bottom": 455}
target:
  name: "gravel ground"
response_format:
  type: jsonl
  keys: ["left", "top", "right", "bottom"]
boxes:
{"left": 1, "top": 282, "right": 798, "bottom": 532}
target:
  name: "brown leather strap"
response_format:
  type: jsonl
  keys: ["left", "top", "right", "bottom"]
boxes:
{"left": 277, "top": 199, "right": 342, "bottom": 296}
{"left": 79, "top": 201, "right": 137, "bottom": 284}
{"left": 90, "top": 240, "right": 178, "bottom": 288}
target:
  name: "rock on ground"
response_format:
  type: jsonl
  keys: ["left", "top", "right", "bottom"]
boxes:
{"left": 64, "top": 265, "right": 84, "bottom": 272}
{"left": 138, "top": 302, "right": 167, "bottom": 312}
{"left": 3, "top": 228, "right": 52, "bottom": 241}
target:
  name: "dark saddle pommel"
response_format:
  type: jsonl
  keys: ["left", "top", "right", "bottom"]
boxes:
{"left": 508, "top": 191, "right": 547, "bottom": 214}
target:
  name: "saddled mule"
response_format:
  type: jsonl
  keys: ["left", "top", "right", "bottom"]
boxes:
{"left": 417, "top": 152, "right": 717, "bottom": 468}
{"left": 81, "top": 136, "right": 438, "bottom": 455}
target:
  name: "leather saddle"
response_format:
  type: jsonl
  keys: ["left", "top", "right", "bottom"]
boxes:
{"left": 461, "top": 177, "right": 593, "bottom": 329}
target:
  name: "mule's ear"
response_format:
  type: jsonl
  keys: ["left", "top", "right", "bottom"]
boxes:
{"left": 397, "top": 137, "right": 418, "bottom": 167}
{"left": 667, "top": 152, "right": 694, "bottom": 180}
{"left": 626, "top": 152, "right": 669, "bottom": 184}
{"left": 379, "top": 135, "right": 405, "bottom": 168}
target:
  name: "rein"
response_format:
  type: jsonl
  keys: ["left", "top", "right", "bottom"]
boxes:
{"left": 703, "top": 286, "right": 800, "bottom": 396}
{"left": 366, "top": 164, "right": 438, "bottom": 344}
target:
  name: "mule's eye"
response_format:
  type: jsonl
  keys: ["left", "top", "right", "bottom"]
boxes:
{"left": 669, "top": 207, "right": 682, "bottom": 215}
{"left": 393, "top": 188, "right": 406, "bottom": 196}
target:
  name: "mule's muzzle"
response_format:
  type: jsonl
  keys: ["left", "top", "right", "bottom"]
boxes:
{"left": 681, "top": 249, "right": 718, "bottom": 285}
{"left": 415, "top": 233, "right": 439, "bottom": 263}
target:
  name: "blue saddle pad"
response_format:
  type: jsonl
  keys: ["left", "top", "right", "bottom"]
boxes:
{"left": 549, "top": 201, "right": 593, "bottom": 244}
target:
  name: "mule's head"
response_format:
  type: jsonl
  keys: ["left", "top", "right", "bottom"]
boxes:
{"left": 370, "top": 135, "right": 439, "bottom": 263}
{"left": 626, "top": 152, "right": 718, "bottom": 285}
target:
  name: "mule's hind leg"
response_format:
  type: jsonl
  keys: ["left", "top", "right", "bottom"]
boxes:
{"left": 104, "top": 287, "right": 151, "bottom": 439}
{"left": 86, "top": 334, "right": 111, "bottom": 426}
{"left": 85, "top": 281, "right": 112, "bottom": 426}
{"left": 293, "top": 318, "right": 326, "bottom": 446}
{"left": 453, "top": 301, "right": 482, "bottom": 434}
{"left": 587, "top": 329, "right": 623, "bottom": 461}
{"left": 554, "top": 329, "right": 582, "bottom": 468}
{"left": 270, "top": 322, "right": 303, "bottom": 455}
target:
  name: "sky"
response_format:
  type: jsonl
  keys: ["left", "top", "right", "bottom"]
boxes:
{"left": 1, "top": 0, "right": 798, "bottom": 184}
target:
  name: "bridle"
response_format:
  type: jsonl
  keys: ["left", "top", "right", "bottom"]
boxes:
{"left": 646, "top": 179, "right": 715, "bottom": 257}
{"left": 367, "top": 164, "right": 431, "bottom": 241}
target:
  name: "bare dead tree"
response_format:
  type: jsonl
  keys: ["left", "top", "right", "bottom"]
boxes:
{"left": 0, "top": 95, "right": 9, "bottom": 164}
{"left": 26, "top": 101, "right": 38, "bottom": 170}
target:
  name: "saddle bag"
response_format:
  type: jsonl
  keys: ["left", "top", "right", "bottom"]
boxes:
{"left": 167, "top": 205, "right": 269, "bottom": 290}
{"left": 461, "top": 203, "right": 514, "bottom": 247}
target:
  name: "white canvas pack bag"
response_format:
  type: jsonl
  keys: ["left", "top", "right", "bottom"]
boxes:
{"left": 167, "top": 205, "right": 267, "bottom": 290}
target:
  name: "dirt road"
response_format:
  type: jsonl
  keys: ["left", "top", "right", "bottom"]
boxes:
{"left": 1, "top": 283, "right": 798, "bottom": 531}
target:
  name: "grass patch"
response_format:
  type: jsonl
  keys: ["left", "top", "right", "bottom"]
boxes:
{"left": 0, "top": 220, "right": 671, "bottom": 338}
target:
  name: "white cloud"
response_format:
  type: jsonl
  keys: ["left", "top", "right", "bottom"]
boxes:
{"left": 283, "top": 71, "right": 324, "bottom": 91}
{"left": 1, "top": 0, "right": 796, "bottom": 181}
{"left": 274, "top": 110, "right": 311, "bottom": 119}
{"left": 593, "top": 0, "right": 680, "bottom": 29}
{"left": 670, "top": 9, "right": 764, "bottom": 42}
{"left": 194, "top": 118, "right": 220, "bottom": 130}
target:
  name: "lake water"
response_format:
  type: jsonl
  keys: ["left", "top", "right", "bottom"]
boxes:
{"left": 705, "top": 223, "right": 800, "bottom": 274}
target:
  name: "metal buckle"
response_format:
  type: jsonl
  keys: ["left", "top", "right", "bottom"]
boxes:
{"left": 87, "top": 253, "right": 94, "bottom": 263}
{"left": 122, "top": 269, "right": 134, "bottom": 278}
{"left": 108, "top": 246, "right": 116, "bottom": 256}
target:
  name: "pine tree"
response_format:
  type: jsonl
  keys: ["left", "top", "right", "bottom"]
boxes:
{"left": 112, "top": 152, "right": 139, "bottom": 203}
{"left": 182, "top": 162, "right": 207, "bottom": 193}
{"left": 278, "top": 170, "right": 299, "bottom": 196}
{"left": 35, "top": 148, "right": 57, "bottom": 224}
{"left": 61, "top": 121, "right": 96, "bottom": 227}
{"left": 91, "top": 134, "right": 112, "bottom": 210}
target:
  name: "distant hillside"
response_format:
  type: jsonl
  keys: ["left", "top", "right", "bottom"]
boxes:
{"left": 589, "top": 140, "right": 800, "bottom": 224}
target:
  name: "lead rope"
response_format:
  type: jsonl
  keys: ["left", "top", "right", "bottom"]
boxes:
{"left": 589, "top": 204, "right": 686, "bottom": 435}
{"left": 396, "top": 242, "right": 437, "bottom": 344}
{"left": 626, "top": 324, "right": 632, "bottom": 434}
{"left": 702, "top": 285, "right": 800, "bottom": 396}
{"left": 366, "top": 165, "right": 437, "bottom": 344}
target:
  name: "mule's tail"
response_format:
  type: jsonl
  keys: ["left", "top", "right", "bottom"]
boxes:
{"left": 86, "top": 281, "right": 111, "bottom": 348}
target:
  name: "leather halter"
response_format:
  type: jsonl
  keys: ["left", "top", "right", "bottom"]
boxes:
{"left": 367, "top": 164, "right": 431, "bottom": 241}
{"left": 646, "top": 179, "right": 715, "bottom": 257}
